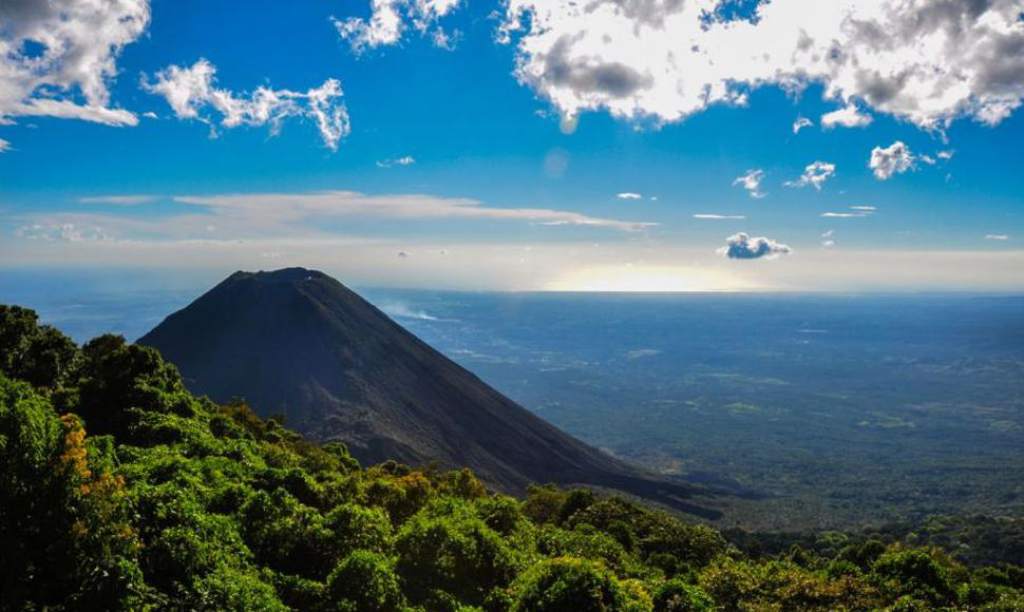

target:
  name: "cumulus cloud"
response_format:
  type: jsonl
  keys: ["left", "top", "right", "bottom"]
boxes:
{"left": 616, "top": 192, "right": 643, "bottom": 200}
{"left": 694, "top": 214, "right": 746, "bottom": 220}
{"left": 732, "top": 169, "right": 766, "bottom": 199}
{"left": 143, "top": 59, "right": 350, "bottom": 150}
{"left": 498, "top": 0, "right": 1024, "bottom": 130}
{"left": 985, "top": 233, "right": 1010, "bottom": 240}
{"left": 333, "top": 0, "right": 461, "bottom": 53}
{"left": 785, "top": 161, "right": 836, "bottom": 190}
{"left": 937, "top": 150, "right": 955, "bottom": 160}
{"left": 718, "top": 232, "right": 792, "bottom": 260}
{"left": 0, "top": 138, "right": 10, "bottom": 153}
{"left": 821, "top": 104, "right": 874, "bottom": 129}
{"left": 0, "top": 0, "right": 148, "bottom": 132}
{"left": 792, "top": 116, "right": 813, "bottom": 134}
{"left": 377, "top": 155, "right": 416, "bottom": 168}
{"left": 869, "top": 141, "right": 916, "bottom": 180}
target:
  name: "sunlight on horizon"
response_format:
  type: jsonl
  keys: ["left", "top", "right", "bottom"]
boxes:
{"left": 543, "top": 264, "right": 756, "bottom": 293}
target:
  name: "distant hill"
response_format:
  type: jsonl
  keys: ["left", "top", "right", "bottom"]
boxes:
{"left": 140, "top": 268, "right": 719, "bottom": 516}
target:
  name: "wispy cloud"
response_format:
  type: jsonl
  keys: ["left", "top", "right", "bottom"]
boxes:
{"left": 15, "top": 223, "right": 112, "bottom": 242}
{"left": 821, "top": 238, "right": 836, "bottom": 248}
{"left": 785, "top": 161, "right": 836, "bottom": 191}
{"left": 792, "top": 116, "right": 813, "bottom": 134}
{"left": 693, "top": 214, "right": 746, "bottom": 220}
{"left": 616, "top": 192, "right": 643, "bottom": 200}
{"left": 142, "top": 59, "right": 349, "bottom": 150}
{"left": 732, "top": 169, "right": 766, "bottom": 199}
{"left": 78, "top": 195, "right": 161, "bottom": 206}
{"left": 170, "top": 190, "right": 657, "bottom": 232}
{"left": 376, "top": 155, "right": 416, "bottom": 168}
{"left": 985, "top": 234, "right": 1010, "bottom": 241}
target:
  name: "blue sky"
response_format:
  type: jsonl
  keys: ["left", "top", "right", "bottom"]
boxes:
{"left": 0, "top": 0, "right": 1022, "bottom": 291}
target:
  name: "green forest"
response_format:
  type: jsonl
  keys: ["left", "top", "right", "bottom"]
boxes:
{"left": 2, "top": 303, "right": 1023, "bottom": 611}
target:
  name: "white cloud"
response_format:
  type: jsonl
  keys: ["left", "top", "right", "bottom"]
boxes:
{"left": 15, "top": 223, "right": 110, "bottom": 242}
{"left": 821, "top": 239, "right": 836, "bottom": 248}
{"left": 78, "top": 195, "right": 160, "bottom": 206}
{"left": 3, "top": 99, "right": 137, "bottom": 127}
{"left": 172, "top": 190, "right": 656, "bottom": 232}
{"left": 823, "top": 206, "right": 875, "bottom": 218}
{"left": 377, "top": 155, "right": 416, "bottom": 168}
{"left": 785, "top": 161, "right": 836, "bottom": 190}
{"left": 937, "top": 150, "right": 955, "bottom": 160}
{"left": 499, "top": 0, "right": 1024, "bottom": 130}
{"left": 333, "top": 0, "right": 461, "bottom": 53}
{"left": 869, "top": 141, "right": 916, "bottom": 180}
{"left": 143, "top": 59, "right": 350, "bottom": 150}
{"left": 0, "top": 138, "right": 10, "bottom": 153}
{"left": 985, "top": 234, "right": 1010, "bottom": 240}
{"left": 821, "top": 230, "right": 835, "bottom": 239}
{"left": 718, "top": 232, "right": 792, "bottom": 260}
{"left": 0, "top": 0, "right": 148, "bottom": 132}
{"left": 732, "top": 169, "right": 766, "bottom": 199}
{"left": 821, "top": 104, "right": 873, "bottom": 129}
{"left": 693, "top": 214, "right": 746, "bottom": 220}
{"left": 792, "top": 116, "right": 813, "bottom": 134}
{"left": 616, "top": 192, "right": 643, "bottom": 200}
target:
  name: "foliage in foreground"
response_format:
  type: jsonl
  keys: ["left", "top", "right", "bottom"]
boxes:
{"left": 1, "top": 304, "right": 1023, "bottom": 611}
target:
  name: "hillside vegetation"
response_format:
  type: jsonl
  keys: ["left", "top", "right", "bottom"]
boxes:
{"left": 2, "top": 304, "right": 1023, "bottom": 611}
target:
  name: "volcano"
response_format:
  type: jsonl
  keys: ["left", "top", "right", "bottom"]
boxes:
{"left": 140, "top": 268, "right": 719, "bottom": 517}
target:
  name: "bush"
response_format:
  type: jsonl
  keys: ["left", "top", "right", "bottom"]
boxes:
{"left": 325, "top": 550, "right": 404, "bottom": 611}
{"left": 652, "top": 579, "right": 713, "bottom": 612}
{"left": 871, "top": 548, "right": 956, "bottom": 606}
{"left": 396, "top": 504, "right": 520, "bottom": 605}
{"left": 512, "top": 557, "right": 630, "bottom": 611}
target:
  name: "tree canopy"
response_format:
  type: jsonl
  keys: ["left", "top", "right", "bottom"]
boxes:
{"left": 1, "top": 305, "right": 1022, "bottom": 610}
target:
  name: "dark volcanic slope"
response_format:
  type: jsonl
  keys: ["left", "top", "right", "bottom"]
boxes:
{"left": 140, "top": 268, "right": 718, "bottom": 516}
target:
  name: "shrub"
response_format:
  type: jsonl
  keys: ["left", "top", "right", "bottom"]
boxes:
{"left": 652, "top": 579, "right": 714, "bottom": 612}
{"left": 512, "top": 557, "right": 630, "bottom": 611}
{"left": 325, "top": 550, "right": 404, "bottom": 612}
